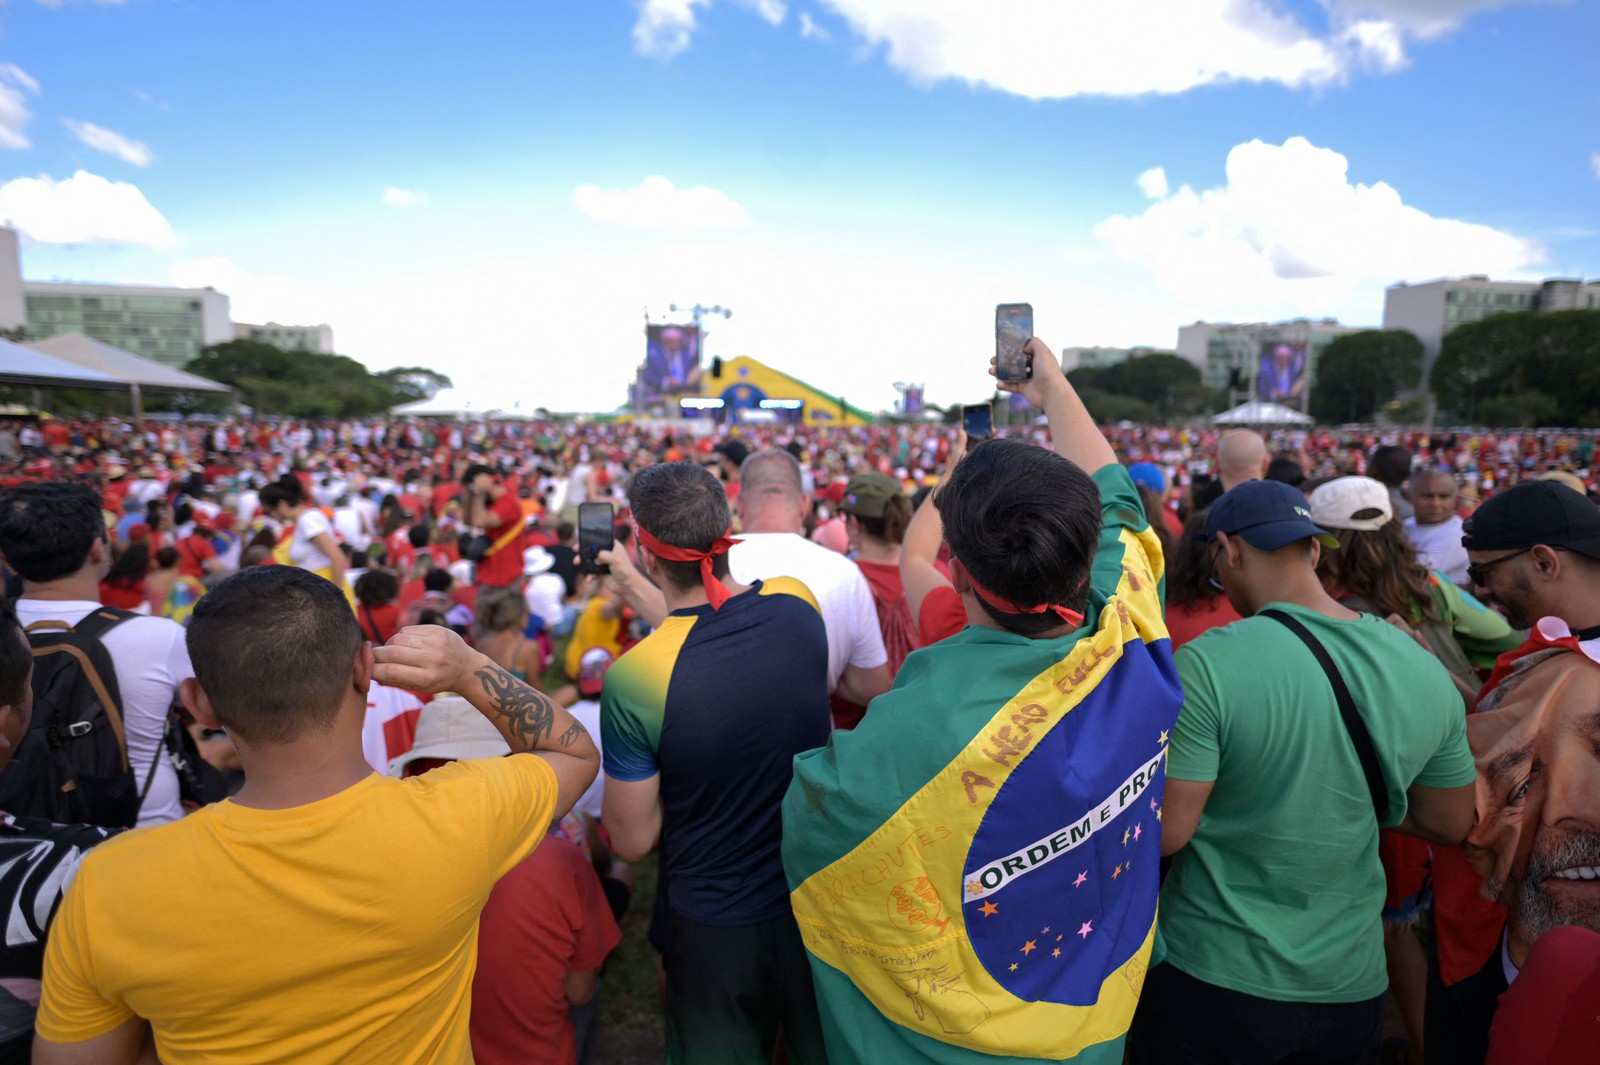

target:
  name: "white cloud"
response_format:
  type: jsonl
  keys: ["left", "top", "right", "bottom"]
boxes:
{"left": 170, "top": 258, "right": 330, "bottom": 325}
{"left": 573, "top": 175, "right": 747, "bottom": 232}
{"left": 736, "top": 0, "right": 786, "bottom": 24}
{"left": 382, "top": 187, "right": 428, "bottom": 208}
{"left": 633, "top": 0, "right": 711, "bottom": 57}
{"left": 0, "top": 170, "right": 172, "bottom": 246}
{"left": 626, "top": 0, "right": 1546, "bottom": 97}
{"left": 1094, "top": 136, "right": 1543, "bottom": 321}
{"left": 1323, "top": 0, "right": 1533, "bottom": 38}
{"left": 1136, "top": 167, "right": 1168, "bottom": 199}
{"left": 0, "top": 65, "right": 39, "bottom": 150}
{"left": 63, "top": 119, "right": 154, "bottom": 166}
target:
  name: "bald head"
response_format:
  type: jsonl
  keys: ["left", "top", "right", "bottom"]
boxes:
{"left": 737, "top": 449, "right": 808, "bottom": 534}
{"left": 1218, "top": 431, "right": 1267, "bottom": 491}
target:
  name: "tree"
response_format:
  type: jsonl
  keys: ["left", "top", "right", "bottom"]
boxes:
{"left": 1068, "top": 352, "right": 1204, "bottom": 422}
{"left": 186, "top": 341, "right": 452, "bottom": 418}
{"left": 1431, "top": 310, "right": 1600, "bottom": 425}
{"left": 1308, "top": 330, "right": 1423, "bottom": 424}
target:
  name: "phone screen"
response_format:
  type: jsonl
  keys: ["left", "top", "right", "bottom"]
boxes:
{"left": 962, "top": 403, "right": 993, "bottom": 441}
{"left": 995, "top": 303, "right": 1034, "bottom": 382}
{"left": 577, "top": 502, "right": 614, "bottom": 575}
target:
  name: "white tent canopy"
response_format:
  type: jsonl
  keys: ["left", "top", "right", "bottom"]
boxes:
{"left": 26, "top": 333, "right": 230, "bottom": 394}
{"left": 392, "top": 388, "right": 536, "bottom": 419}
{"left": 1210, "top": 400, "right": 1314, "bottom": 426}
{"left": 0, "top": 338, "right": 123, "bottom": 390}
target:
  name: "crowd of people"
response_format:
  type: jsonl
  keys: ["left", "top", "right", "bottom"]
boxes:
{"left": 0, "top": 351, "right": 1593, "bottom": 1063}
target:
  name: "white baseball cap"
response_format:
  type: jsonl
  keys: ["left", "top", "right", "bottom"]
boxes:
{"left": 1308, "top": 476, "right": 1393, "bottom": 532}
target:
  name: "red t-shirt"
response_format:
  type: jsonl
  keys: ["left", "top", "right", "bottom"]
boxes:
{"left": 174, "top": 534, "right": 217, "bottom": 581}
{"left": 470, "top": 837, "right": 621, "bottom": 1065}
{"left": 475, "top": 492, "right": 527, "bottom": 588}
{"left": 917, "top": 584, "right": 967, "bottom": 646}
{"left": 357, "top": 602, "right": 402, "bottom": 645}
{"left": 1163, "top": 596, "right": 1243, "bottom": 648}
{"left": 98, "top": 581, "right": 147, "bottom": 612}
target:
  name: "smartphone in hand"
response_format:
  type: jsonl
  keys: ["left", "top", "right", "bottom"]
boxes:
{"left": 962, "top": 403, "right": 993, "bottom": 441}
{"left": 996, "top": 303, "right": 1033, "bottom": 382}
{"left": 576, "top": 502, "right": 614, "bottom": 575}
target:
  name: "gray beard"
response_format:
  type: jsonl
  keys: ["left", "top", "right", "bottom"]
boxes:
{"left": 1491, "top": 829, "right": 1600, "bottom": 944}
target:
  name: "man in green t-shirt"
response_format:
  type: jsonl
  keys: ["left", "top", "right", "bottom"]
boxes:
{"left": 1128, "top": 479, "right": 1476, "bottom": 1065}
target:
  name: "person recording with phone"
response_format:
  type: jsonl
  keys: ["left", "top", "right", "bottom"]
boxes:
{"left": 461, "top": 465, "right": 527, "bottom": 590}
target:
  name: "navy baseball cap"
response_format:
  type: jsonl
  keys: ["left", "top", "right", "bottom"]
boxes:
{"left": 1198, "top": 480, "right": 1339, "bottom": 551}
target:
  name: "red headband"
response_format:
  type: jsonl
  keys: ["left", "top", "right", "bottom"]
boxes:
{"left": 952, "top": 558, "right": 1085, "bottom": 628}
{"left": 633, "top": 521, "right": 738, "bottom": 610}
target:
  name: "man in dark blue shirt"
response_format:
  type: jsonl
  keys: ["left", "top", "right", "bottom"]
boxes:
{"left": 601, "top": 460, "right": 831, "bottom": 1064}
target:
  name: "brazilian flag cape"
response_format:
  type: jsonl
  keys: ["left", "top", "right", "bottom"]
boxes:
{"left": 782, "top": 464, "right": 1182, "bottom": 1064}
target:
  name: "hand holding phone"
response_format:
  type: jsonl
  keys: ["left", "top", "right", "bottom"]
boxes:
{"left": 995, "top": 303, "right": 1033, "bottom": 382}
{"left": 962, "top": 403, "right": 993, "bottom": 442}
{"left": 577, "top": 502, "right": 615, "bottom": 575}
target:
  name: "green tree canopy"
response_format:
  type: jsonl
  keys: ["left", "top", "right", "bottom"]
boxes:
{"left": 1308, "top": 329, "right": 1423, "bottom": 424}
{"left": 1430, "top": 310, "right": 1600, "bottom": 426}
{"left": 1067, "top": 352, "right": 1205, "bottom": 421}
{"left": 186, "top": 341, "right": 452, "bottom": 418}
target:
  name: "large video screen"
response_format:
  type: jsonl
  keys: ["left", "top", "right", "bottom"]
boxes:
{"left": 637, "top": 324, "right": 702, "bottom": 404}
{"left": 1256, "top": 339, "right": 1308, "bottom": 411}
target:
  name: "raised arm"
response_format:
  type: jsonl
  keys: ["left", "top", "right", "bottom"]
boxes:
{"left": 372, "top": 625, "right": 600, "bottom": 819}
{"left": 992, "top": 338, "right": 1117, "bottom": 473}
{"left": 901, "top": 429, "right": 964, "bottom": 626}
{"left": 596, "top": 541, "right": 668, "bottom": 628}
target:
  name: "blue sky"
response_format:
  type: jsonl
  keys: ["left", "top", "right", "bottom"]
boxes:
{"left": 0, "top": 0, "right": 1595, "bottom": 412}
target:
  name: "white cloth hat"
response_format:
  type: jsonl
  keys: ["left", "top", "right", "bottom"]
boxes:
{"left": 1308, "top": 476, "right": 1393, "bottom": 532}
{"left": 388, "top": 695, "right": 510, "bottom": 776}
{"left": 523, "top": 545, "right": 555, "bottom": 576}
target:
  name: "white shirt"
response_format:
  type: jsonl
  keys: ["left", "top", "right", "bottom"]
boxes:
{"left": 729, "top": 532, "right": 889, "bottom": 691}
{"left": 567, "top": 698, "right": 605, "bottom": 821}
{"left": 289, "top": 509, "right": 338, "bottom": 571}
{"left": 523, "top": 572, "right": 567, "bottom": 630}
{"left": 1404, "top": 514, "right": 1469, "bottom": 586}
{"left": 15, "top": 600, "right": 193, "bottom": 826}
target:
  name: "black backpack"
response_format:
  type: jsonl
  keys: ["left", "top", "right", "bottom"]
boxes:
{"left": 0, "top": 608, "right": 145, "bottom": 829}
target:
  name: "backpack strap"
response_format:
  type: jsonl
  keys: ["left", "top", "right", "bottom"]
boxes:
{"left": 73, "top": 606, "right": 140, "bottom": 642}
{"left": 1259, "top": 609, "right": 1390, "bottom": 822}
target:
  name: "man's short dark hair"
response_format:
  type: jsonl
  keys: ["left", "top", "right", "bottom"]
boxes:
{"left": 1265, "top": 456, "right": 1306, "bottom": 488}
{"left": 0, "top": 597, "right": 30, "bottom": 710}
{"left": 937, "top": 439, "right": 1102, "bottom": 637}
{"left": 423, "top": 567, "right": 452, "bottom": 593}
{"left": 0, "top": 482, "right": 106, "bottom": 583}
{"left": 461, "top": 463, "right": 495, "bottom": 486}
{"left": 1369, "top": 445, "right": 1412, "bottom": 488}
{"left": 630, "top": 462, "right": 732, "bottom": 593}
{"left": 186, "top": 567, "right": 364, "bottom": 746}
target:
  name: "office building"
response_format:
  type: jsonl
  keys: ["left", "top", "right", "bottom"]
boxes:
{"left": 234, "top": 321, "right": 335, "bottom": 354}
{"left": 1060, "top": 346, "right": 1169, "bottom": 372}
{"left": 1382, "top": 276, "right": 1600, "bottom": 384}
{"left": 1176, "top": 318, "right": 1369, "bottom": 399}
{"left": 23, "top": 282, "right": 232, "bottom": 369}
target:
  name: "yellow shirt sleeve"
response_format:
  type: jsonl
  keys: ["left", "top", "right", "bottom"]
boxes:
{"left": 405, "top": 754, "right": 560, "bottom": 882}
{"left": 37, "top": 855, "right": 135, "bottom": 1042}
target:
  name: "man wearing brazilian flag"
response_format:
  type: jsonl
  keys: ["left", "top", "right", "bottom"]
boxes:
{"left": 782, "top": 338, "right": 1182, "bottom": 1064}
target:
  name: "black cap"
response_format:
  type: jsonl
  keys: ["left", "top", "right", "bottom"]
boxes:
{"left": 1462, "top": 480, "right": 1600, "bottom": 558}
{"left": 715, "top": 440, "right": 749, "bottom": 467}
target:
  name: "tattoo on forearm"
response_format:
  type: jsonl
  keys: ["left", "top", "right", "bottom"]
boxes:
{"left": 557, "top": 720, "right": 588, "bottom": 749}
{"left": 474, "top": 665, "right": 557, "bottom": 748}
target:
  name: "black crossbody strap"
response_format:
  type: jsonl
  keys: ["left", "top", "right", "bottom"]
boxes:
{"left": 1259, "top": 609, "right": 1390, "bottom": 822}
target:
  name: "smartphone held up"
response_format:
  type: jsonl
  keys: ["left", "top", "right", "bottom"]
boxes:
{"left": 962, "top": 403, "right": 993, "bottom": 441}
{"left": 995, "top": 303, "right": 1033, "bottom": 383}
{"left": 576, "top": 502, "right": 614, "bottom": 575}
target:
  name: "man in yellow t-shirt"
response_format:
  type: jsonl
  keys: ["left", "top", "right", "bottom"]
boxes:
{"left": 34, "top": 565, "right": 600, "bottom": 1065}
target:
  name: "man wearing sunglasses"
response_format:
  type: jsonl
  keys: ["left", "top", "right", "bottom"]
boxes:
{"left": 1462, "top": 479, "right": 1600, "bottom": 634}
